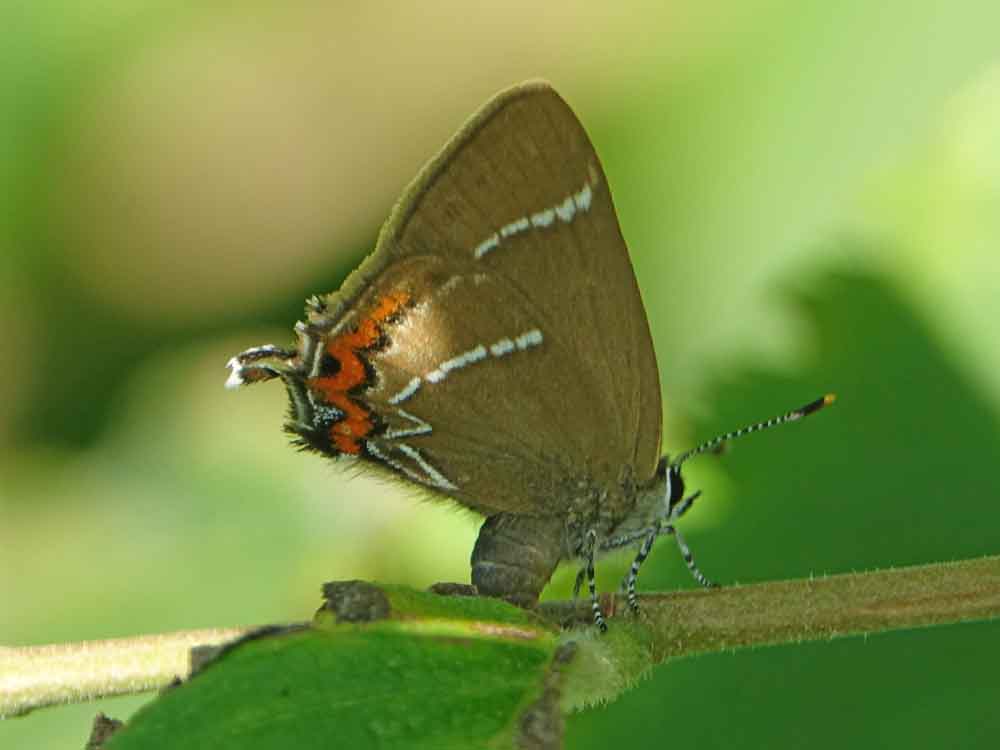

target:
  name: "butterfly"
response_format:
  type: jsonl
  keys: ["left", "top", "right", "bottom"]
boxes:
{"left": 227, "top": 81, "right": 833, "bottom": 630}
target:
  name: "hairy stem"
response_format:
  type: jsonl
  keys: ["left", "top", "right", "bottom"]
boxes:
{"left": 3, "top": 555, "right": 998, "bottom": 719}
{"left": 543, "top": 554, "right": 1000, "bottom": 658}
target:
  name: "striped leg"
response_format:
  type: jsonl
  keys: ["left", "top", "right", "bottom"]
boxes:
{"left": 601, "top": 527, "right": 654, "bottom": 552}
{"left": 598, "top": 490, "right": 713, "bottom": 616}
{"left": 584, "top": 530, "right": 607, "bottom": 632}
{"left": 623, "top": 521, "right": 661, "bottom": 613}
{"left": 668, "top": 525, "right": 717, "bottom": 589}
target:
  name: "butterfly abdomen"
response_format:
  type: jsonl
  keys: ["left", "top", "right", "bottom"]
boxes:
{"left": 470, "top": 513, "right": 566, "bottom": 608}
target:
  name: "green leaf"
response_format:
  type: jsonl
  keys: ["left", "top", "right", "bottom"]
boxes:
{"left": 105, "top": 587, "right": 560, "bottom": 750}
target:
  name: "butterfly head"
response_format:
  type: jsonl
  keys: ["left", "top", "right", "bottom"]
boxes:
{"left": 657, "top": 457, "right": 687, "bottom": 518}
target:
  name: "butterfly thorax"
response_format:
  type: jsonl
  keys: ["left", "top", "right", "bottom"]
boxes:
{"left": 598, "top": 458, "right": 673, "bottom": 546}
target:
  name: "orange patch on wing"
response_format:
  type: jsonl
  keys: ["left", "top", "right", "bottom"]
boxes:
{"left": 308, "top": 292, "right": 410, "bottom": 454}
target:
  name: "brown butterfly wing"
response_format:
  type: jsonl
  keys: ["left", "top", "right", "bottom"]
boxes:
{"left": 329, "top": 82, "right": 662, "bottom": 515}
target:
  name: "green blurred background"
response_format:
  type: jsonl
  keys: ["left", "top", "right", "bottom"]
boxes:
{"left": 3, "top": 1, "right": 999, "bottom": 747}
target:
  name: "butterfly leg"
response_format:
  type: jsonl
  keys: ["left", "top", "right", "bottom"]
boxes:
{"left": 623, "top": 521, "right": 661, "bottom": 614}
{"left": 667, "top": 525, "right": 718, "bottom": 589}
{"left": 661, "top": 489, "right": 716, "bottom": 588}
{"left": 584, "top": 529, "right": 607, "bottom": 633}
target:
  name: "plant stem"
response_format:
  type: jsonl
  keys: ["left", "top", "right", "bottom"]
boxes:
{"left": 3, "top": 556, "right": 998, "bottom": 719}
{"left": 543, "top": 554, "right": 1000, "bottom": 658}
{"left": 1, "top": 627, "right": 251, "bottom": 718}
{"left": 543, "top": 555, "right": 1000, "bottom": 708}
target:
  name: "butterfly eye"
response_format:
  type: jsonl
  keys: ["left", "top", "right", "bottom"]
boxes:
{"left": 668, "top": 466, "right": 686, "bottom": 508}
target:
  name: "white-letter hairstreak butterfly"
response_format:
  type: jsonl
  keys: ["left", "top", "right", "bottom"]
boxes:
{"left": 226, "top": 80, "right": 835, "bottom": 631}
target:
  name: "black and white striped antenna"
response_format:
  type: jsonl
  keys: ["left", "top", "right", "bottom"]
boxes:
{"left": 671, "top": 393, "right": 836, "bottom": 470}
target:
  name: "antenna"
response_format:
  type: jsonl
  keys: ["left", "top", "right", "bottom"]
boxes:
{"left": 671, "top": 393, "right": 836, "bottom": 469}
